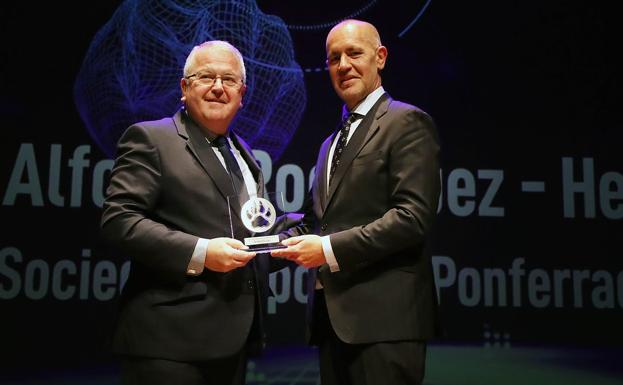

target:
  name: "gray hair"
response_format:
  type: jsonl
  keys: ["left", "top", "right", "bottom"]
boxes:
{"left": 183, "top": 40, "right": 246, "bottom": 83}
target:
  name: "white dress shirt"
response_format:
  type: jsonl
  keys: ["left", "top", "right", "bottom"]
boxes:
{"left": 321, "top": 86, "right": 386, "bottom": 273}
{"left": 187, "top": 135, "right": 258, "bottom": 275}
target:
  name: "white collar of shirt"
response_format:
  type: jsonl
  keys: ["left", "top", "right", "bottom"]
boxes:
{"left": 327, "top": 86, "right": 386, "bottom": 193}
{"left": 343, "top": 86, "right": 386, "bottom": 121}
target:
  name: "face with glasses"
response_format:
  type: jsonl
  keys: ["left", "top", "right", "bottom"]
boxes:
{"left": 185, "top": 72, "right": 242, "bottom": 88}
{"left": 180, "top": 44, "right": 246, "bottom": 135}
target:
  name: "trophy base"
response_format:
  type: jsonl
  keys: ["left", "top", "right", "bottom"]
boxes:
{"left": 244, "top": 235, "right": 286, "bottom": 253}
{"left": 247, "top": 244, "right": 287, "bottom": 253}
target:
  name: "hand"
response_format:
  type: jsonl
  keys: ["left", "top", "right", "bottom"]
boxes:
{"left": 270, "top": 235, "right": 326, "bottom": 268}
{"left": 205, "top": 237, "right": 256, "bottom": 272}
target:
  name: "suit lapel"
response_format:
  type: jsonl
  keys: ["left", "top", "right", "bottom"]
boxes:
{"left": 316, "top": 135, "right": 334, "bottom": 212}
{"left": 325, "top": 95, "right": 390, "bottom": 210}
{"left": 176, "top": 111, "right": 235, "bottom": 199}
{"left": 174, "top": 110, "right": 252, "bottom": 228}
{"left": 361, "top": 96, "right": 390, "bottom": 151}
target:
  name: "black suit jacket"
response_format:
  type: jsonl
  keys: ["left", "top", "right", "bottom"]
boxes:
{"left": 101, "top": 109, "right": 270, "bottom": 361}
{"left": 288, "top": 93, "right": 441, "bottom": 344}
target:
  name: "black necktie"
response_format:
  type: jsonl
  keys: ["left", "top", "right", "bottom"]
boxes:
{"left": 213, "top": 136, "right": 248, "bottom": 201}
{"left": 329, "top": 113, "right": 359, "bottom": 185}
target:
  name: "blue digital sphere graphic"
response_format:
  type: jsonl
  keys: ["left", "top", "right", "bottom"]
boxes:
{"left": 74, "top": 0, "right": 306, "bottom": 160}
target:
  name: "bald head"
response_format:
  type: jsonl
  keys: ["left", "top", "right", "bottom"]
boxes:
{"left": 326, "top": 19, "right": 382, "bottom": 52}
{"left": 325, "top": 19, "right": 387, "bottom": 109}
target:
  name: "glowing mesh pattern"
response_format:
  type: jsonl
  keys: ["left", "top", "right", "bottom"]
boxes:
{"left": 74, "top": 0, "right": 306, "bottom": 160}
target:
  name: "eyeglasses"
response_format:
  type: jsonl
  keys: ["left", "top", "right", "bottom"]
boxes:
{"left": 185, "top": 71, "right": 243, "bottom": 88}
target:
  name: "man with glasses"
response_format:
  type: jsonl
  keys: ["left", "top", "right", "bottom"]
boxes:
{"left": 101, "top": 40, "right": 267, "bottom": 385}
{"left": 272, "top": 20, "right": 441, "bottom": 385}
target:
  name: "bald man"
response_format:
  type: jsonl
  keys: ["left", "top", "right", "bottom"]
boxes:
{"left": 272, "top": 20, "right": 441, "bottom": 384}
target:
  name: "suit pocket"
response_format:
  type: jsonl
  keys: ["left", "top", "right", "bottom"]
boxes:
{"left": 351, "top": 150, "right": 383, "bottom": 166}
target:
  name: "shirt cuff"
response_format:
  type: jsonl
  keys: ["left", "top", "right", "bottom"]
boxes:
{"left": 187, "top": 238, "right": 209, "bottom": 275}
{"left": 321, "top": 235, "right": 340, "bottom": 272}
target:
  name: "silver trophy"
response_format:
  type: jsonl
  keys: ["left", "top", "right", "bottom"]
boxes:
{"left": 227, "top": 192, "right": 288, "bottom": 253}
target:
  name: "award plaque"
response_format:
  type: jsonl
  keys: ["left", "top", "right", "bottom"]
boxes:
{"left": 227, "top": 191, "right": 288, "bottom": 253}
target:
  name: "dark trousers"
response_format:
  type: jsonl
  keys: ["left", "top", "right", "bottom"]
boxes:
{"left": 121, "top": 350, "right": 247, "bottom": 385}
{"left": 314, "top": 290, "right": 427, "bottom": 385}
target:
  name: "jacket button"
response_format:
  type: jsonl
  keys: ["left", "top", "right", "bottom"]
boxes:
{"left": 321, "top": 224, "right": 327, "bottom": 231}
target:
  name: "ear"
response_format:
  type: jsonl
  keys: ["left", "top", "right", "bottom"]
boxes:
{"left": 376, "top": 45, "right": 388, "bottom": 70}
{"left": 180, "top": 78, "right": 188, "bottom": 102}
{"left": 239, "top": 84, "right": 247, "bottom": 108}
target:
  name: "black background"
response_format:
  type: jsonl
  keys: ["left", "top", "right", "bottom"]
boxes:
{"left": 1, "top": 0, "right": 621, "bottom": 373}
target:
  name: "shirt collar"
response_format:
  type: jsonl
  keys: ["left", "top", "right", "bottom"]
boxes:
{"left": 342, "top": 86, "right": 386, "bottom": 119}
{"left": 182, "top": 107, "right": 229, "bottom": 142}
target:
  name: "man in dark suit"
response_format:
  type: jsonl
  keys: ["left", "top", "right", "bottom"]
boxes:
{"left": 101, "top": 40, "right": 268, "bottom": 385}
{"left": 271, "top": 20, "right": 441, "bottom": 385}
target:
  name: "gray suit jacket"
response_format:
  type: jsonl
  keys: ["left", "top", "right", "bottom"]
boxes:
{"left": 288, "top": 94, "right": 441, "bottom": 344}
{"left": 101, "top": 109, "right": 269, "bottom": 360}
